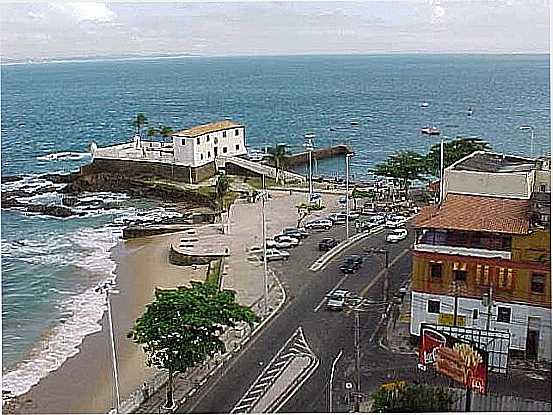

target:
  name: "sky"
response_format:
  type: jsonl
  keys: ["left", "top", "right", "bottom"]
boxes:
{"left": 0, "top": 1, "right": 550, "bottom": 61}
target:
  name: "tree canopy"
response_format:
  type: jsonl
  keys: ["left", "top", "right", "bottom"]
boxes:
{"left": 267, "top": 144, "right": 289, "bottom": 183}
{"left": 215, "top": 173, "right": 231, "bottom": 210}
{"left": 133, "top": 113, "right": 148, "bottom": 136}
{"left": 425, "top": 137, "right": 491, "bottom": 176}
{"left": 371, "top": 151, "right": 427, "bottom": 189}
{"left": 371, "top": 381, "right": 453, "bottom": 412}
{"left": 128, "top": 282, "right": 258, "bottom": 408}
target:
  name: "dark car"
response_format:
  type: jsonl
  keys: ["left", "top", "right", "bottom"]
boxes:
{"left": 339, "top": 255, "right": 363, "bottom": 273}
{"left": 282, "top": 227, "right": 309, "bottom": 239}
{"left": 318, "top": 237, "right": 340, "bottom": 251}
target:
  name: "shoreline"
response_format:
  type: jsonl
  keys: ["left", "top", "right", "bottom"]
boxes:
{"left": 4, "top": 231, "right": 206, "bottom": 414}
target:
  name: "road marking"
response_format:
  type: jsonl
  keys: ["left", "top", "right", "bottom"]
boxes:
{"left": 313, "top": 273, "right": 349, "bottom": 312}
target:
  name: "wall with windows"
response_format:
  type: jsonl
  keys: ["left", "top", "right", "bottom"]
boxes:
{"left": 410, "top": 291, "right": 551, "bottom": 361}
{"left": 411, "top": 251, "right": 551, "bottom": 308}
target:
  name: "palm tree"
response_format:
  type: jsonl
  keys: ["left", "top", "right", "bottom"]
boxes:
{"left": 159, "top": 126, "right": 174, "bottom": 140}
{"left": 269, "top": 144, "right": 288, "bottom": 184}
{"left": 146, "top": 127, "right": 158, "bottom": 139}
{"left": 132, "top": 113, "right": 148, "bottom": 136}
{"left": 215, "top": 174, "right": 230, "bottom": 211}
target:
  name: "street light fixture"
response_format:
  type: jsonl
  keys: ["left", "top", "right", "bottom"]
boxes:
{"left": 345, "top": 153, "right": 354, "bottom": 240}
{"left": 261, "top": 174, "right": 269, "bottom": 316}
{"left": 95, "top": 282, "right": 121, "bottom": 413}
{"left": 304, "top": 134, "right": 315, "bottom": 202}
{"left": 519, "top": 125, "right": 535, "bottom": 157}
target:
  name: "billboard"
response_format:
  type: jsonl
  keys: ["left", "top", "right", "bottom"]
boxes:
{"left": 419, "top": 324, "right": 488, "bottom": 394}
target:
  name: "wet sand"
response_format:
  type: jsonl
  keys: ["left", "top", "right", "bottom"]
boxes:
{"left": 7, "top": 233, "right": 206, "bottom": 414}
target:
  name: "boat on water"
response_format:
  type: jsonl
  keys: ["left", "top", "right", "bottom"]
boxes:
{"left": 420, "top": 102, "right": 429, "bottom": 108}
{"left": 350, "top": 121, "right": 359, "bottom": 126}
{"left": 467, "top": 107, "right": 473, "bottom": 116}
{"left": 421, "top": 127, "right": 440, "bottom": 136}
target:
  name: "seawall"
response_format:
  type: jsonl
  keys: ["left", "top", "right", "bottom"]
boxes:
{"left": 285, "top": 144, "right": 353, "bottom": 167}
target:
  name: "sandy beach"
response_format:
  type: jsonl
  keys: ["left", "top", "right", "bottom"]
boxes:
{"left": 6, "top": 232, "right": 207, "bottom": 414}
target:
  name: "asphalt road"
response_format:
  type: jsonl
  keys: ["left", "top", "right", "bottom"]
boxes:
{"left": 178, "top": 223, "right": 414, "bottom": 413}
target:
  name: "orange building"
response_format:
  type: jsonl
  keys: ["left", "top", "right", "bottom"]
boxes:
{"left": 410, "top": 152, "right": 551, "bottom": 362}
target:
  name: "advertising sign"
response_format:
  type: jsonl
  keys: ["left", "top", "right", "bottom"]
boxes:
{"left": 419, "top": 324, "right": 488, "bottom": 394}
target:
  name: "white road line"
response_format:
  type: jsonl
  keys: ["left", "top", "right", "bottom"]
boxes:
{"left": 313, "top": 274, "right": 349, "bottom": 312}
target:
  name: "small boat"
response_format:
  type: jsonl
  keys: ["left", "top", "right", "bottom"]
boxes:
{"left": 421, "top": 127, "right": 440, "bottom": 135}
{"left": 329, "top": 127, "right": 336, "bottom": 132}
{"left": 350, "top": 121, "right": 359, "bottom": 126}
{"left": 420, "top": 102, "right": 429, "bottom": 108}
{"left": 467, "top": 107, "right": 473, "bottom": 116}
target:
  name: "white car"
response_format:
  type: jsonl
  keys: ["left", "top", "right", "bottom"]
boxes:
{"left": 326, "top": 289, "right": 350, "bottom": 310}
{"left": 328, "top": 213, "right": 347, "bottom": 224}
{"left": 273, "top": 234, "right": 300, "bottom": 246}
{"left": 385, "top": 216, "right": 406, "bottom": 228}
{"left": 266, "top": 238, "right": 296, "bottom": 249}
{"left": 305, "top": 218, "right": 333, "bottom": 230}
{"left": 386, "top": 228, "right": 408, "bottom": 243}
{"left": 263, "top": 249, "right": 290, "bottom": 262}
{"left": 248, "top": 246, "right": 264, "bottom": 255}
{"left": 369, "top": 214, "right": 386, "bottom": 225}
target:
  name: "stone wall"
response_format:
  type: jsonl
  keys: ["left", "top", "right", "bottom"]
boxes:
{"left": 285, "top": 145, "right": 352, "bottom": 167}
{"left": 81, "top": 158, "right": 216, "bottom": 184}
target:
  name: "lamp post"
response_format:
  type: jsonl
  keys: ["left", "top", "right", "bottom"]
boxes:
{"left": 261, "top": 174, "right": 269, "bottom": 316}
{"left": 345, "top": 153, "right": 354, "bottom": 240}
{"left": 304, "top": 134, "right": 315, "bottom": 203}
{"left": 95, "top": 282, "right": 121, "bottom": 413}
{"left": 329, "top": 349, "right": 344, "bottom": 412}
{"left": 439, "top": 136, "right": 445, "bottom": 203}
{"left": 519, "top": 125, "right": 535, "bottom": 157}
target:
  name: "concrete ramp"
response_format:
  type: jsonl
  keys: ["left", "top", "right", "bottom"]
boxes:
{"left": 220, "top": 156, "right": 306, "bottom": 183}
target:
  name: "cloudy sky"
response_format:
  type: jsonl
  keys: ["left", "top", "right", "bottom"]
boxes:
{"left": 0, "top": 1, "right": 550, "bottom": 60}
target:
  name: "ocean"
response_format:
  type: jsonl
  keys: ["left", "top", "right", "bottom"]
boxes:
{"left": 1, "top": 54, "right": 550, "bottom": 396}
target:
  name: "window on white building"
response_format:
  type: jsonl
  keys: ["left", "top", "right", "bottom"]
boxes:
{"left": 197, "top": 137, "right": 201, "bottom": 145}
{"left": 497, "top": 307, "right": 511, "bottom": 323}
{"left": 208, "top": 151, "right": 211, "bottom": 158}
{"left": 223, "top": 131, "right": 227, "bottom": 138}
{"left": 472, "top": 309, "right": 479, "bottom": 320}
{"left": 214, "top": 137, "right": 218, "bottom": 145}
{"left": 235, "top": 144, "right": 240, "bottom": 151}
{"left": 206, "top": 135, "right": 210, "bottom": 142}
{"left": 531, "top": 273, "right": 546, "bottom": 293}
{"left": 223, "top": 147, "right": 228, "bottom": 154}
{"left": 181, "top": 138, "right": 186, "bottom": 145}
{"left": 428, "top": 300, "right": 440, "bottom": 314}
{"left": 540, "top": 184, "right": 547, "bottom": 192}
{"left": 200, "top": 154, "right": 204, "bottom": 160}
{"left": 235, "top": 129, "right": 239, "bottom": 136}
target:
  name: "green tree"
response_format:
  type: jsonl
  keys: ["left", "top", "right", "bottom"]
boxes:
{"left": 133, "top": 113, "right": 148, "bottom": 136}
{"left": 159, "top": 125, "right": 174, "bottom": 139}
{"left": 268, "top": 144, "right": 288, "bottom": 184}
{"left": 215, "top": 173, "right": 231, "bottom": 211}
{"left": 372, "top": 381, "right": 453, "bottom": 412}
{"left": 146, "top": 126, "right": 158, "bottom": 138}
{"left": 128, "top": 282, "right": 259, "bottom": 409}
{"left": 425, "top": 137, "right": 491, "bottom": 176}
{"left": 371, "top": 151, "right": 427, "bottom": 192}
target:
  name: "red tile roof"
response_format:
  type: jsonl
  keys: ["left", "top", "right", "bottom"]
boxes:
{"left": 415, "top": 193, "right": 530, "bottom": 235}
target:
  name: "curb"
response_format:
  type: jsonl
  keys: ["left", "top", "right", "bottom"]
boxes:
{"left": 309, "top": 225, "right": 385, "bottom": 272}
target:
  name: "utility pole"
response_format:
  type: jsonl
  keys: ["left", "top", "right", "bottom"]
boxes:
{"left": 261, "top": 174, "right": 269, "bottom": 316}
{"left": 354, "top": 309, "right": 361, "bottom": 411}
{"left": 453, "top": 281, "right": 459, "bottom": 326}
{"left": 304, "top": 134, "right": 315, "bottom": 203}
{"left": 486, "top": 284, "right": 493, "bottom": 331}
{"left": 329, "top": 349, "right": 343, "bottom": 413}
{"left": 439, "top": 137, "right": 445, "bottom": 203}
{"left": 346, "top": 153, "right": 353, "bottom": 240}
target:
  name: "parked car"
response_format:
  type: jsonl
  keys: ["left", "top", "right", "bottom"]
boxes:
{"left": 282, "top": 227, "right": 309, "bottom": 239}
{"left": 326, "top": 289, "right": 350, "bottom": 310}
{"left": 273, "top": 234, "right": 300, "bottom": 246}
{"left": 341, "top": 211, "right": 361, "bottom": 220}
{"left": 339, "top": 255, "right": 363, "bottom": 273}
{"left": 369, "top": 214, "right": 386, "bottom": 225}
{"left": 318, "top": 237, "right": 340, "bottom": 251}
{"left": 304, "top": 218, "right": 333, "bottom": 230}
{"left": 338, "top": 196, "right": 347, "bottom": 205}
{"left": 309, "top": 192, "right": 322, "bottom": 202}
{"left": 386, "top": 228, "right": 408, "bottom": 243}
{"left": 357, "top": 221, "right": 376, "bottom": 232}
{"left": 266, "top": 238, "right": 296, "bottom": 249}
{"left": 248, "top": 246, "right": 264, "bottom": 255}
{"left": 329, "top": 213, "right": 347, "bottom": 224}
{"left": 385, "top": 216, "right": 407, "bottom": 229}
{"left": 262, "top": 249, "right": 290, "bottom": 262}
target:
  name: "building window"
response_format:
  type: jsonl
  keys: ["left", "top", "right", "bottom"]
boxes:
{"left": 206, "top": 135, "right": 210, "bottom": 142}
{"left": 200, "top": 154, "right": 204, "bottom": 160}
{"left": 235, "top": 129, "right": 239, "bottom": 136}
{"left": 223, "top": 131, "right": 227, "bottom": 138}
{"left": 236, "top": 144, "right": 240, "bottom": 151}
{"left": 498, "top": 268, "right": 513, "bottom": 290}
{"left": 540, "top": 184, "right": 547, "bottom": 192}
{"left": 430, "top": 262, "right": 442, "bottom": 279}
{"left": 497, "top": 307, "right": 511, "bottom": 323}
{"left": 472, "top": 309, "right": 479, "bottom": 320}
{"left": 453, "top": 262, "right": 467, "bottom": 282}
{"left": 223, "top": 147, "right": 228, "bottom": 154}
{"left": 476, "top": 265, "right": 490, "bottom": 286}
{"left": 531, "top": 273, "right": 546, "bottom": 294}
{"left": 428, "top": 300, "right": 440, "bottom": 314}
{"left": 197, "top": 137, "right": 201, "bottom": 145}
{"left": 208, "top": 151, "right": 211, "bottom": 158}
{"left": 214, "top": 137, "right": 218, "bottom": 145}
{"left": 181, "top": 138, "right": 186, "bottom": 146}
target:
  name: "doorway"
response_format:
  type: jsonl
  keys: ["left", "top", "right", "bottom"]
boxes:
{"left": 214, "top": 146, "right": 218, "bottom": 157}
{"left": 526, "top": 317, "right": 541, "bottom": 360}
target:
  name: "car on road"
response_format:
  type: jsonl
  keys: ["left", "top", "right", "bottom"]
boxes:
{"left": 386, "top": 228, "right": 407, "bottom": 243}
{"left": 338, "top": 196, "right": 347, "bottom": 205}
{"left": 273, "top": 234, "right": 300, "bottom": 246}
{"left": 248, "top": 246, "right": 264, "bottom": 256}
{"left": 318, "top": 237, "right": 340, "bottom": 251}
{"left": 328, "top": 213, "right": 347, "bottom": 224}
{"left": 304, "top": 218, "right": 333, "bottom": 230}
{"left": 386, "top": 228, "right": 408, "bottom": 243}
{"left": 326, "top": 289, "right": 350, "bottom": 310}
{"left": 339, "top": 255, "right": 363, "bottom": 273}
{"left": 341, "top": 211, "right": 361, "bottom": 220}
{"left": 282, "top": 227, "right": 309, "bottom": 239}
{"left": 266, "top": 238, "right": 297, "bottom": 249}
{"left": 385, "top": 216, "right": 406, "bottom": 228}
{"left": 368, "top": 214, "right": 386, "bottom": 225}
{"left": 262, "top": 248, "right": 290, "bottom": 262}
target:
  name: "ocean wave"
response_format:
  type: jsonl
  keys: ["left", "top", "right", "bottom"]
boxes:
{"left": 1, "top": 176, "right": 67, "bottom": 194}
{"left": 36, "top": 151, "right": 91, "bottom": 162}
{"left": 1, "top": 227, "right": 119, "bottom": 398}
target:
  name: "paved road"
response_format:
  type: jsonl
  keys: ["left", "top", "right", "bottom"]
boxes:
{"left": 178, "top": 223, "right": 414, "bottom": 413}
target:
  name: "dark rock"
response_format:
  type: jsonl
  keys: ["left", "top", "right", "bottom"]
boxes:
{"left": 1, "top": 195, "right": 25, "bottom": 208}
{"left": 1, "top": 175, "right": 24, "bottom": 183}
{"left": 61, "top": 196, "right": 79, "bottom": 207}
{"left": 27, "top": 204, "right": 79, "bottom": 218}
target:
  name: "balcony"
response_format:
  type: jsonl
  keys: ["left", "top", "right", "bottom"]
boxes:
{"left": 414, "top": 229, "right": 511, "bottom": 260}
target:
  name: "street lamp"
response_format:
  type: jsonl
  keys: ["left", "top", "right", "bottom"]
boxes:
{"left": 304, "top": 134, "right": 315, "bottom": 202}
{"left": 345, "top": 153, "right": 354, "bottom": 240}
{"left": 519, "top": 125, "right": 535, "bottom": 157}
{"left": 261, "top": 174, "right": 269, "bottom": 316}
{"left": 95, "top": 282, "right": 121, "bottom": 413}
{"left": 329, "top": 349, "right": 343, "bottom": 412}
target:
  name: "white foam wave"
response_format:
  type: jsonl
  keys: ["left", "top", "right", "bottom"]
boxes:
{"left": 1, "top": 176, "right": 66, "bottom": 194}
{"left": 1, "top": 226, "right": 119, "bottom": 398}
{"left": 37, "top": 152, "right": 91, "bottom": 162}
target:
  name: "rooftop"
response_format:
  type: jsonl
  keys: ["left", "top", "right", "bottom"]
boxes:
{"left": 172, "top": 120, "right": 242, "bottom": 138}
{"left": 451, "top": 151, "right": 539, "bottom": 173}
{"left": 415, "top": 193, "right": 530, "bottom": 235}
